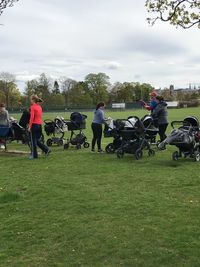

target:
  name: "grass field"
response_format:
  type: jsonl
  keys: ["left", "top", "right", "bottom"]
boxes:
{"left": 1, "top": 107, "right": 200, "bottom": 267}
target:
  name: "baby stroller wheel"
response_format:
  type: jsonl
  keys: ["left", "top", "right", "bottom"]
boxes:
{"left": 83, "top": 142, "right": 90, "bottom": 148}
{"left": 105, "top": 143, "right": 115, "bottom": 154}
{"left": 76, "top": 144, "right": 81, "bottom": 149}
{"left": 47, "top": 138, "right": 53, "bottom": 147}
{"left": 194, "top": 151, "right": 200, "bottom": 162}
{"left": 57, "top": 139, "right": 64, "bottom": 146}
{"left": 117, "top": 149, "right": 124, "bottom": 159}
{"left": 135, "top": 149, "right": 143, "bottom": 160}
{"left": 148, "top": 149, "right": 155, "bottom": 157}
{"left": 64, "top": 143, "right": 69, "bottom": 149}
{"left": 172, "top": 151, "right": 179, "bottom": 161}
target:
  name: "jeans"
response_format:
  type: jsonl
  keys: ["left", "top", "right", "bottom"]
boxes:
{"left": 30, "top": 124, "right": 48, "bottom": 158}
{"left": 158, "top": 123, "right": 168, "bottom": 142}
{"left": 91, "top": 123, "right": 102, "bottom": 150}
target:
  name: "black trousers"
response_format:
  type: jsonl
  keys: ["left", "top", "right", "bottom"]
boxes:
{"left": 91, "top": 123, "right": 102, "bottom": 150}
{"left": 158, "top": 123, "right": 168, "bottom": 142}
{"left": 30, "top": 124, "right": 48, "bottom": 158}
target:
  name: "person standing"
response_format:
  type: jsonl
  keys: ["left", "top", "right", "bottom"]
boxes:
{"left": 0, "top": 103, "right": 10, "bottom": 127}
{"left": 0, "top": 103, "right": 11, "bottom": 149}
{"left": 141, "top": 91, "right": 158, "bottom": 113}
{"left": 91, "top": 102, "right": 106, "bottom": 153}
{"left": 152, "top": 96, "right": 168, "bottom": 142}
{"left": 29, "top": 95, "right": 50, "bottom": 159}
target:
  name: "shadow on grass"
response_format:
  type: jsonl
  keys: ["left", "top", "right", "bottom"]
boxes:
{"left": 0, "top": 192, "right": 20, "bottom": 204}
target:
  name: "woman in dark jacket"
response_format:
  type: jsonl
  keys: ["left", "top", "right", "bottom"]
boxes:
{"left": 152, "top": 96, "right": 168, "bottom": 142}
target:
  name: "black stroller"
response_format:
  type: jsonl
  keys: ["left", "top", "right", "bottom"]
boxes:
{"left": 115, "top": 116, "right": 155, "bottom": 160}
{"left": 159, "top": 116, "right": 200, "bottom": 161}
{"left": 141, "top": 115, "right": 159, "bottom": 144}
{"left": 63, "top": 112, "right": 90, "bottom": 149}
{"left": 44, "top": 117, "right": 67, "bottom": 146}
{"left": 0, "top": 110, "right": 31, "bottom": 151}
{"left": 104, "top": 119, "right": 124, "bottom": 154}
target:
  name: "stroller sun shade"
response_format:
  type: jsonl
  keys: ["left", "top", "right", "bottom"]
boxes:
{"left": 183, "top": 116, "right": 199, "bottom": 128}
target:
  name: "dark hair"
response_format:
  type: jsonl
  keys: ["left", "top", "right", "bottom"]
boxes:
{"left": 156, "top": 96, "right": 164, "bottom": 102}
{"left": 96, "top": 102, "right": 105, "bottom": 110}
{"left": 0, "top": 103, "right": 6, "bottom": 108}
{"left": 30, "top": 95, "right": 44, "bottom": 103}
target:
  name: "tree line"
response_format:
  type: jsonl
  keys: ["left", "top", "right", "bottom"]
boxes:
{"left": 1, "top": 71, "right": 200, "bottom": 110}
{"left": 0, "top": 72, "right": 155, "bottom": 109}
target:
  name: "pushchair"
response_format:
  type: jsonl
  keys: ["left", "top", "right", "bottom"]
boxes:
{"left": 0, "top": 114, "right": 30, "bottom": 151}
{"left": 63, "top": 112, "right": 89, "bottom": 149}
{"left": 115, "top": 116, "right": 155, "bottom": 160}
{"left": 159, "top": 116, "right": 200, "bottom": 161}
{"left": 44, "top": 116, "right": 68, "bottom": 146}
{"left": 141, "top": 115, "right": 159, "bottom": 145}
{"left": 0, "top": 125, "right": 13, "bottom": 150}
{"left": 104, "top": 119, "right": 123, "bottom": 154}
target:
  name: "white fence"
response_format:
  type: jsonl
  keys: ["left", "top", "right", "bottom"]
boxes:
{"left": 166, "top": 101, "right": 179, "bottom": 108}
{"left": 112, "top": 103, "right": 126, "bottom": 110}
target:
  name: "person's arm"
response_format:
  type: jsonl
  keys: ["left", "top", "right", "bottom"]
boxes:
{"left": 140, "top": 100, "right": 153, "bottom": 111}
{"left": 29, "top": 105, "right": 35, "bottom": 129}
{"left": 99, "top": 109, "right": 106, "bottom": 124}
{"left": 5, "top": 110, "right": 10, "bottom": 126}
{"left": 144, "top": 104, "right": 153, "bottom": 111}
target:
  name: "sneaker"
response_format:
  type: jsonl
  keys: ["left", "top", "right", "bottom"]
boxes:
{"left": 98, "top": 149, "right": 104, "bottom": 153}
{"left": 91, "top": 149, "right": 95, "bottom": 153}
{"left": 0, "top": 145, "right": 5, "bottom": 149}
{"left": 45, "top": 149, "right": 51, "bottom": 156}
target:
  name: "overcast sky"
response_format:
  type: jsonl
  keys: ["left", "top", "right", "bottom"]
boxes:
{"left": 1, "top": 0, "right": 200, "bottom": 91}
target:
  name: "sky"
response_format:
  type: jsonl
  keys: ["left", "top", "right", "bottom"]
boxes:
{"left": 1, "top": 0, "right": 200, "bottom": 91}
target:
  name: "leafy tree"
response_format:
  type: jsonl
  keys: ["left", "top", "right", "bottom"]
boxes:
{"left": 59, "top": 77, "right": 77, "bottom": 107}
{"left": 48, "top": 93, "right": 65, "bottom": 107}
{"left": 24, "top": 79, "right": 39, "bottom": 104}
{"left": 139, "top": 83, "right": 153, "bottom": 101}
{"left": 0, "top": 0, "right": 19, "bottom": 16}
{"left": 85, "top": 73, "right": 110, "bottom": 104}
{"left": 0, "top": 72, "right": 16, "bottom": 107}
{"left": 109, "top": 82, "right": 124, "bottom": 103}
{"left": 37, "top": 73, "right": 52, "bottom": 101}
{"left": 146, "top": 0, "right": 200, "bottom": 29}
{"left": 9, "top": 85, "right": 21, "bottom": 108}
{"left": 69, "top": 81, "right": 93, "bottom": 107}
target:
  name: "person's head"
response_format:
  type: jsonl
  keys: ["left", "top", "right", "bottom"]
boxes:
{"left": 149, "top": 91, "right": 158, "bottom": 98}
{"left": 155, "top": 95, "right": 164, "bottom": 103}
{"left": 149, "top": 91, "right": 157, "bottom": 98}
{"left": 30, "top": 95, "right": 43, "bottom": 105}
{"left": 96, "top": 102, "right": 105, "bottom": 110}
{"left": 0, "top": 103, "right": 6, "bottom": 112}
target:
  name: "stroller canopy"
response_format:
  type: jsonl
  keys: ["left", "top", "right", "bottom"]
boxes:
{"left": 183, "top": 116, "right": 199, "bottom": 127}
{"left": 141, "top": 115, "right": 154, "bottom": 128}
{"left": 70, "top": 112, "right": 86, "bottom": 124}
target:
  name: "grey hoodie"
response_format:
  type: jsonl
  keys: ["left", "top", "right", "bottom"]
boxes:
{"left": 92, "top": 109, "right": 105, "bottom": 124}
{"left": 152, "top": 101, "right": 168, "bottom": 125}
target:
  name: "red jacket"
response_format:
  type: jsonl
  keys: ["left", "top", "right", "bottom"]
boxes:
{"left": 29, "top": 103, "right": 43, "bottom": 129}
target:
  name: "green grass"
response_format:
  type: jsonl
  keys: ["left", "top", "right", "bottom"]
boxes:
{"left": 1, "top": 108, "right": 200, "bottom": 266}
